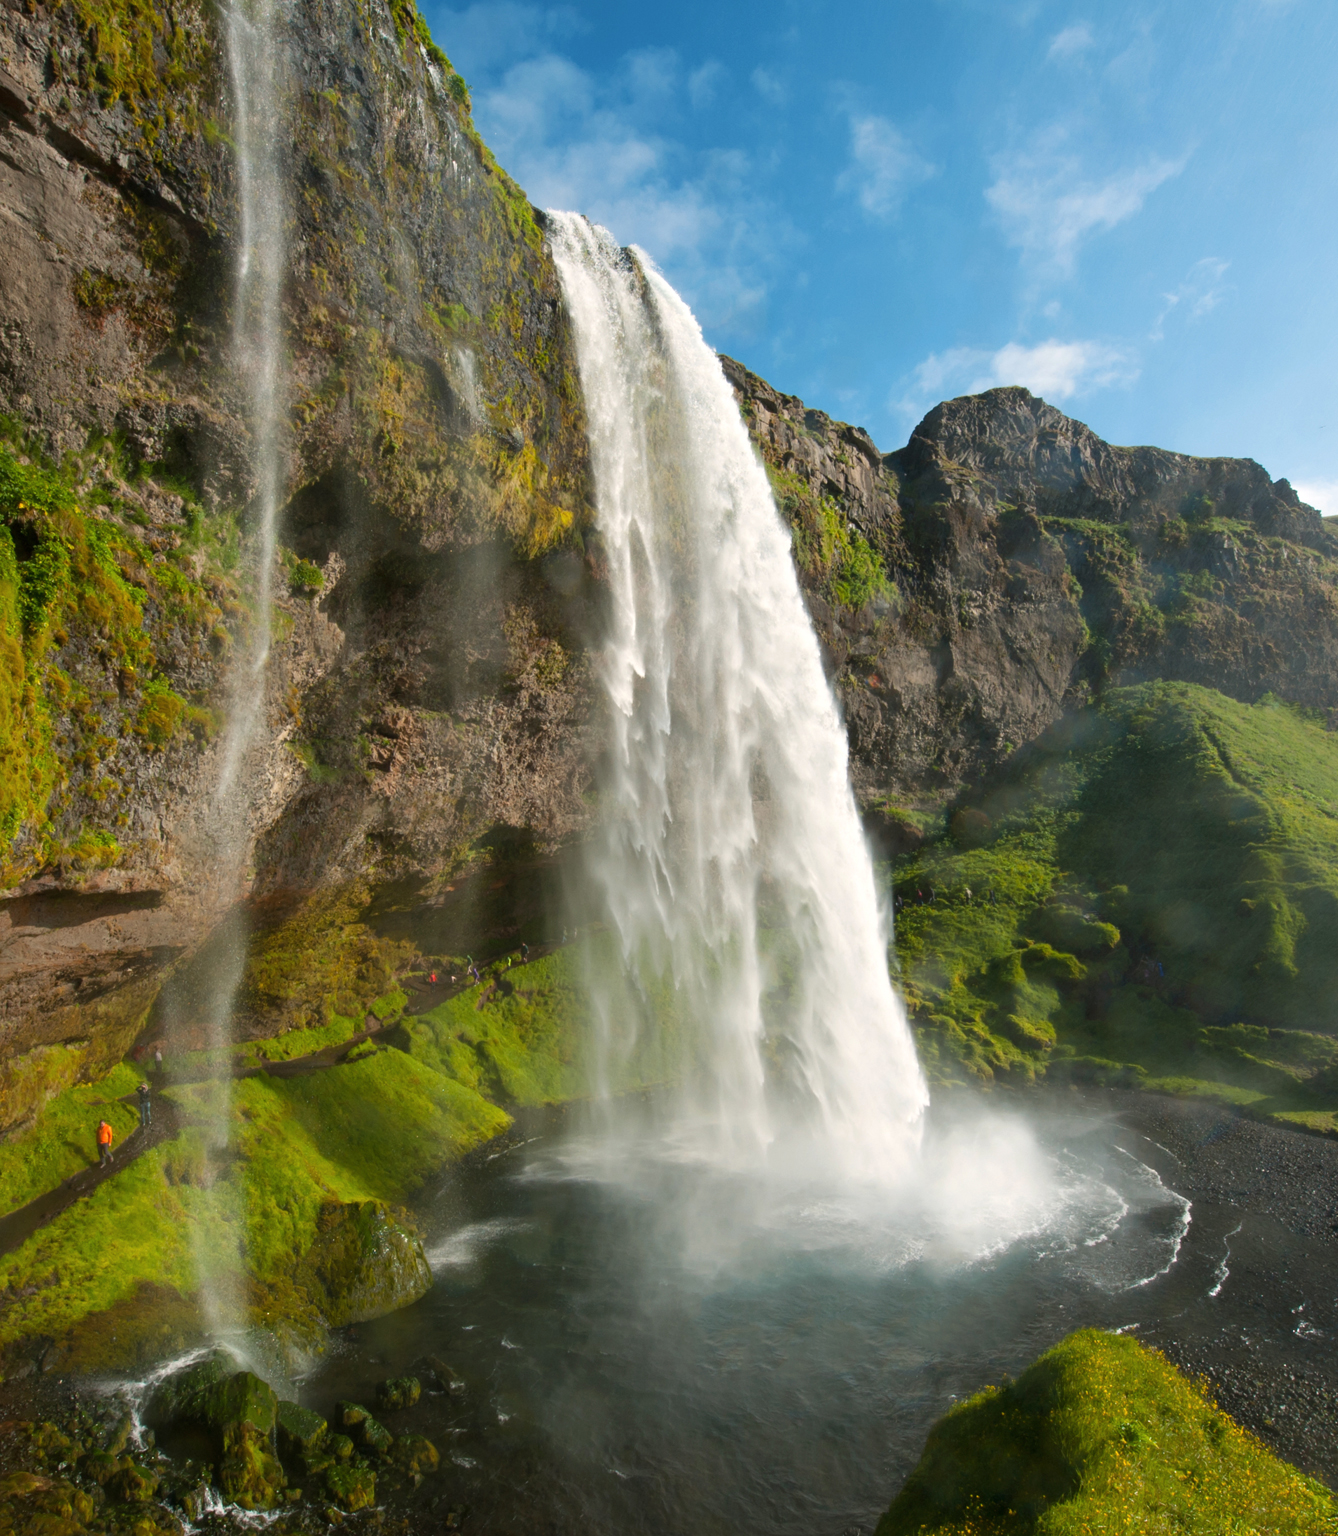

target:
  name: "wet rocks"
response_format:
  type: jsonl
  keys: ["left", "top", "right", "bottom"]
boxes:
{"left": 275, "top": 1398, "right": 329, "bottom": 1471}
{"left": 335, "top": 1402, "right": 394, "bottom": 1460}
{"left": 142, "top": 1357, "right": 287, "bottom": 1510}
{"left": 298, "top": 1200, "right": 433, "bottom": 1327}
{"left": 376, "top": 1375, "right": 422, "bottom": 1412}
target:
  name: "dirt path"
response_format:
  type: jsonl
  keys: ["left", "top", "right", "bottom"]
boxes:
{"left": 0, "top": 946, "right": 572, "bottom": 1261}
{"left": 0, "top": 1097, "right": 183, "bottom": 1259}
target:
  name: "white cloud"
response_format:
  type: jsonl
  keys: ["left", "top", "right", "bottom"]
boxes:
{"left": 896, "top": 337, "right": 1137, "bottom": 420}
{"left": 688, "top": 60, "right": 725, "bottom": 109}
{"left": 836, "top": 113, "right": 936, "bottom": 221}
{"left": 751, "top": 67, "right": 786, "bottom": 104}
{"left": 1047, "top": 22, "right": 1094, "bottom": 61}
{"left": 473, "top": 52, "right": 785, "bottom": 330}
{"left": 1150, "top": 257, "right": 1231, "bottom": 340}
{"left": 432, "top": 2, "right": 585, "bottom": 73}
{"left": 986, "top": 139, "right": 1185, "bottom": 275}
{"left": 1293, "top": 479, "right": 1338, "bottom": 516}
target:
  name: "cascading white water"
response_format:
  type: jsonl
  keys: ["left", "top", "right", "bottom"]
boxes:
{"left": 548, "top": 214, "right": 928, "bottom": 1183}
{"left": 218, "top": 0, "right": 286, "bottom": 805}
{"left": 182, "top": 0, "right": 289, "bottom": 1339}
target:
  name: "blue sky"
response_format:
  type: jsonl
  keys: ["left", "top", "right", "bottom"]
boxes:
{"left": 423, "top": 0, "right": 1338, "bottom": 510}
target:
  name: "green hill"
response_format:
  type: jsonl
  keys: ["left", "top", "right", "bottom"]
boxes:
{"left": 894, "top": 681, "right": 1338, "bottom": 1131}
{"left": 878, "top": 1329, "right": 1337, "bottom": 1536}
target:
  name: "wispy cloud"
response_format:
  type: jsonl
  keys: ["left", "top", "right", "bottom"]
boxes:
{"left": 751, "top": 67, "right": 786, "bottom": 104}
{"left": 1150, "top": 257, "right": 1231, "bottom": 340}
{"left": 1293, "top": 479, "right": 1338, "bottom": 516}
{"left": 837, "top": 113, "right": 936, "bottom": 221}
{"left": 688, "top": 60, "right": 726, "bottom": 109}
{"left": 472, "top": 47, "right": 784, "bottom": 330}
{"left": 986, "top": 137, "right": 1185, "bottom": 275}
{"left": 432, "top": 1, "right": 585, "bottom": 72}
{"left": 1047, "top": 22, "right": 1094, "bottom": 62}
{"left": 896, "top": 337, "right": 1137, "bottom": 420}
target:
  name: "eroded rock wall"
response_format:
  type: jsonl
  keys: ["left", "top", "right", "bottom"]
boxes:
{"left": 724, "top": 357, "right": 1338, "bottom": 842}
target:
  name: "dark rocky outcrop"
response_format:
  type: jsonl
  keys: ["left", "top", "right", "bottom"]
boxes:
{"left": 723, "top": 357, "right": 1338, "bottom": 831}
{"left": 0, "top": 0, "right": 596, "bottom": 1111}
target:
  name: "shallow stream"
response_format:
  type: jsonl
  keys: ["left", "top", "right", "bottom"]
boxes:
{"left": 296, "top": 1089, "right": 1338, "bottom": 1534}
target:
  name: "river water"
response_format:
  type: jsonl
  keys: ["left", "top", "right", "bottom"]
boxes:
{"left": 299, "top": 1089, "right": 1338, "bottom": 1534}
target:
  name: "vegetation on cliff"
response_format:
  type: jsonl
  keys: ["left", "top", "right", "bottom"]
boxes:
{"left": 0, "top": 431, "right": 226, "bottom": 882}
{"left": 878, "top": 1329, "right": 1336, "bottom": 1535}
{"left": 894, "top": 680, "right": 1338, "bottom": 1133}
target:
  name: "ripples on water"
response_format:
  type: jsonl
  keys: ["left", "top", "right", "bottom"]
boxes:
{"left": 292, "top": 1096, "right": 1280, "bottom": 1536}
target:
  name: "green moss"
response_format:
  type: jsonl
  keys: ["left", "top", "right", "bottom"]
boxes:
{"left": 0, "top": 440, "right": 225, "bottom": 883}
{"left": 0, "top": 1128, "right": 242, "bottom": 1350}
{"left": 766, "top": 465, "right": 897, "bottom": 612}
{"left": 58, "top": 0, "right": 214, "bottom": 159}
{"left": 895, "top": 682, "right": 1338, "bottom": 1121}
{"left": 877, "top": 1329, "right": 1336, "bottom": 1535}
{"left": 237, "top": 884, "right": 415, "bottom": 1038}
{"left": 0, "top": 1063, "right": 141, "bottom": 1210}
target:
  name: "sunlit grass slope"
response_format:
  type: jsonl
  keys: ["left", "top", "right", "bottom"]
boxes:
{"left": 878, "top": 1329, "right": 1338, "bottom": 1536}
{"left": 0, "top": 947, "right": 599, "bottom": 1361}
{"left": 894, "top": 681, "right": 1338, "bottom": 1128}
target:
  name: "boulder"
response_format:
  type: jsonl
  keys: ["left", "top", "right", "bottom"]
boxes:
{"left": 376, "top": 1376, "right": 422, "bottom": 1412}
{"left": 335, "top": 1402, "right": 395, "bottom": 1460}
{"left": 142, "top": 1349, "right": 233, "bottom": 1430}
{"left": 275, "top": 1400, "right": 329, "bottom": 1471}
{"left": 300, "top": 1201, "right": 433, "bottom": 1327}
{"left": 142, "top": 1361, "right": 286, "bottom": 1510}
{"left": 324, "top": 1461, "right": 376, "bottom": 1512}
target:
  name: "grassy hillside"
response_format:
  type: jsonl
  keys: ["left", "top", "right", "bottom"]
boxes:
{"left": 894, "top": 681, "right": 1338, "bottom": 1132}
{"left": 878, "top": 1329, "right": 1336, "bottom": 1535}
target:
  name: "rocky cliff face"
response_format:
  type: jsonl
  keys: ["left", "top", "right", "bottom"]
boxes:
{"left": 723, "top": 357, "right": 1338, "bottom": 846}
{"left": 0, "top": 0, "right": 596, "bottom": 1114}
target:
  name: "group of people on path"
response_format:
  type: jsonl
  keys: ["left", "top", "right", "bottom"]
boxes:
{"left": 93, "top": 1081, "right": 153, "bottom": 1169}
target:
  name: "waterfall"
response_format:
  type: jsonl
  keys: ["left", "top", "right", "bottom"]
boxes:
{"left": 218, "top": 0, "right": 286, "bottom": 805}
{"left": 548, "top": 214, "right": 928, "bottom": 1184}
{"left": 181, "top": 0, "right": 289, "bottom": 1340}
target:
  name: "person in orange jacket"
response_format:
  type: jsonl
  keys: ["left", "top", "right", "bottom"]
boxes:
{"left": 97, "top": 1118, "right": 114, "bottom": 1167}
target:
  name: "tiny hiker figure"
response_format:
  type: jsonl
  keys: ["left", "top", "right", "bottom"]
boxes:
{"left": 521, "top": 942, "right": 529, "bottom": 962}
{"left": 154, "top": 1045, "right": 163, "bottom": 1075}
{"left": 97, "top": 1118, "right": 114, "bottom": 1167}
{"left": 137, "top": 1082, "right": 152, "bottom": 1129}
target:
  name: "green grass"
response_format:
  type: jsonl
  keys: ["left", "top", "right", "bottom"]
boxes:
{"left": 0, "top": 1063, "right": 142, "bottom": 1210}
{"left": 0, "top": 1129, "right": 241, "bottom": 1348}
{"left": 877, "top": 1329, "right": 1337, "bottom": 1535}
{"left": 396, "top": 948, "right": 591, "bottom": 1105}
{"left": 894, "top": 681, "right": 1338, "bottom": 1124}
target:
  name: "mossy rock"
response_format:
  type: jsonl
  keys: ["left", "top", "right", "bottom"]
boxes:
{"left": 299, "top": 1200, "right": 432, "bottom": 1327}
{"left": 218, "top": 1419, "right": 287, "bottom": 1511}
{"left": 336, "top": 1402, "right": 394, "bottom": 1460}
{"left": 195, "top": 1370, "right": 278, "bottom": 1438}
{"left": 376, "top": 1375, "right": 421, "bottom": 1412}
{"left": 391, "top": 1434, "right": 439, "bottom": 1476}
{"left": 877, "top": 1329, "right": 1337, "bottom": 1535}
{"left": 0, "top": 1469, "right": 97, "bottom": 1529}
{"left": 142, "top": 1348, "right": 233, "bottom": 1429}
{"left": 108, "top": 1458, "right": 160, "bottom": 1503}
{"left": 275, "top": 1400, "right": 328, "bottom": 1470}
{"left": 324, "top": 1459, "right": 376, "bottom": 1512}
